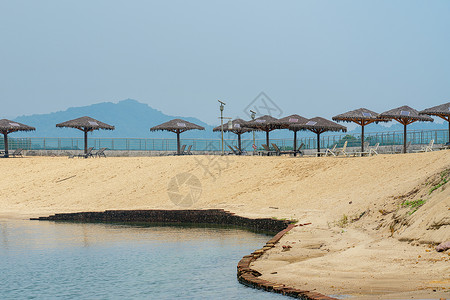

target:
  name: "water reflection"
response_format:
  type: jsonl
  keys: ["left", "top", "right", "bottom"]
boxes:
{"left": 0, "top": 219, "right": 284, "bottom": 300}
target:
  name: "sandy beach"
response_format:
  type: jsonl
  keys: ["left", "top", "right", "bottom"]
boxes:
{"left": 1, "top": 152, "right": 449, "bottom": 299}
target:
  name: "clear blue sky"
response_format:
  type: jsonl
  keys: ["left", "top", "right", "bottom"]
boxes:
{"left": 1, "top": 0, "right": 449, "bottom": 125}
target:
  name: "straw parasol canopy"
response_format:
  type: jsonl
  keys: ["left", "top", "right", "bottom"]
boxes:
{"left": 420, "top": 102, "right": 450, "bottom": 143}
{"left": 212, "top": 119, "right": 251, "bottom": 151}
{"left": 0, "top": 119, "right": 35, "bottom": 158}
{"left": 56, "top": 116, "right": 115, "bottom": 154}
{"left": 333, "top": 108, "right": 390, "bottom": 152}
{"left": 245, "top": 115, "right": 278, "bottom": 147}
{"left": 290, "top": 117, "right": 347, "bottom": 153}
{"left": 380, "top": 105, "right": 433, "bottom": 153}
{"left": 271, "top": 114, "right": 309, "bottom": 155}
{"left": 150, "top": 118, "right": 205, "bottom": 155}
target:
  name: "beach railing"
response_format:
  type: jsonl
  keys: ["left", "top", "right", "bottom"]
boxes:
{"left": 1, "top": 129, "right": 448, "bottom": 153}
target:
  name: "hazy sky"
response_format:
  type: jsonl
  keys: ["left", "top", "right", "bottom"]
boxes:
{"left": 1, "top": 0, "right": 449, "bottom": 125}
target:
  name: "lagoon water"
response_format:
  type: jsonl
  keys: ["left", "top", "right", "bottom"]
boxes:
{"left": 0, "top": 219, "right": 286, "bottom": 299}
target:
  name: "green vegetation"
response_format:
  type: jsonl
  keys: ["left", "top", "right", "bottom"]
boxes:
{"left": 337, "top": 214, "right": 349, "bottom": 227}
{"left": 428, "top": 169, "right": 450, "bottom": 195}
{"left": 402, "top": 199, "right": 426, "bottom": 215}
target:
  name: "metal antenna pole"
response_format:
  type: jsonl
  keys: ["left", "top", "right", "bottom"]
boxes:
{"left": 250, "top": 110, "right": 256, "bottom": 153}
{"left": 218, "top": 100, "right": 226, "bottom": 155}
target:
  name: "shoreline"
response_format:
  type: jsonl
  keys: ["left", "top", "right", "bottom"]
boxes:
{"left": 30, "top": 209, "right": 336, "bottom": 300}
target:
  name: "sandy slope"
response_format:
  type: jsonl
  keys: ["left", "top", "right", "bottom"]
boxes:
{"left": 0, "top": 152, "right": 449, "bottom": 299}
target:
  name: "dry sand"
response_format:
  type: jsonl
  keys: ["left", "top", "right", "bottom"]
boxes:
{"left": 0, "top": 152, "right": 449, "bottom": 299}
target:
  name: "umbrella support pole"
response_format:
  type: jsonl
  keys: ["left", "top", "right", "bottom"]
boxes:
{"left": 266, "top": 131, "right": 269, "bottom": 148}
{"left": 3, "top": 133, "right": 8, "bottom": 158}
{"left": 317, "top": 132, "right": 321, "bottom": 153}
{"left": 84, "top": 130, "right": 88, "bottom": 154}
{"left": 177, "top": 131, "right": 181, "bottom": 155}
{"left": 238, "top": 134, "right": 242, "bottom": 153}
{"left": 293, "top": 131, "right": 297, "bottom": 156}
{"left": 361, "top": 125, "right": 365, "bottom": 152}
{"left": 403, "top": 123, "right": 407, "bottom": 154}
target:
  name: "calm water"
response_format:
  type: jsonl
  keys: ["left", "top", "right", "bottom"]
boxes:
{"left": 0, "top": 219, "right": 286, "bottom": 299}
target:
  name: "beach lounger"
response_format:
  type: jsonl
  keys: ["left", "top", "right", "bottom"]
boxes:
{"left": 261, "top": 144, "right": 276, "bottom": 156}
{"left": 2, "top": 148, "right": 23, "bottom": 158}
{"left": 314, "top": 144, "right": 337, "bottom": 157}
{"left": 393, "top": 141, "right": 411, "bottom": 154}
{"left": 336, "top": 141, "right": 350, "bottom": 157}
{"left": 8, "top": 148, "right": 24, "bottom": 157}
{"left": 413, "top": 140, "right": 434, "bottom": 153}
{"left": 296, "top": 143, "right": 305, "bottom": 156}
{"left": 439, "top": 142, "right": 450, "bottom": 150}
{"left": 185, "top": 145, "right": 193, "bottom": 155}
{"left": 233, "top": 145, "right": 241, "bottom": 155}
{"left": 353, "top": 143, "right": 379, "bottom": 157}
{"left": 175, "top": 145, "right": 186, "bottom": 155}
{"left": 271, "top": 143, "right": 291, "bottom": 156}
{"left": 94, "top": 147, "right": 108, "bottom": 158}
{"left": 369, "top": 143, "right": 380, "bottom": 156}
{"left": 325, "top": 144, "right": 338, "bottom": 156}
{"left": 233, "top": 145, "right": 246, "bottom": 155}
{"left": 78, "top": 147, "right": 94, "bottom": 158}
{"left": 227, "top": 145, "right": 239, "bottom": 155}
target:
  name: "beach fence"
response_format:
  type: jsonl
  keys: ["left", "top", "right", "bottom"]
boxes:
{"left": 0, "top": 129, "right": 447, "bottom": 153}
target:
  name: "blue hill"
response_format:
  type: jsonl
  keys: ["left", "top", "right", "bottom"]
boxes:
{"left": 13, "top": 99, "right": 218, "bottom": 139}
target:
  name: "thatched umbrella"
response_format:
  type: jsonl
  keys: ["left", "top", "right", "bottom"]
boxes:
{"left": 332, "top": 108, "right": 390, "bottom": 152}
{"left": 150, "top": 119, "right": 205, "bottom": 155}
{"left": 56, "top": 116, "right": 115, "bottom": 154}
{"left": 0, "top": 119, "right": 35, "bottom": 158}
{"left": 271, "top": 114, "right": 309, "bottom": 155}
{"left": 380, "top": 105, "right": 433, "bottom": 153}
{"left": 420, "top": 102, "right": 450, "bottom": 143}
{"left": 245, "top": 115, "right": 278, "bottom": 146}
{"left": 212, "top": 119, "right": 251, "bottom": 151}
{"left": 290, "top": 117, "right": 347, "bottom": 153}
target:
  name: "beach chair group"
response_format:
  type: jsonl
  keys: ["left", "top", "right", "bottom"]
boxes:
{"left": 0, "top": 148, "right": 24, "bottom": 158}
{"left": 259, "top": 143, "right": 304, "bottom": 156}
{"left": 309, "top": 141, "right": 380, "bottom": 157}
{"left": 175, "top": 145, "right": 193, "bottom": 155}
{"left": 71, "top": 147, "right": 108, "bottom": 158}
{"left": 227, "top": 145, "right": 246, "bottom": 155}
{"left": 413, "top": 140, "right": 435, "bottom": 153}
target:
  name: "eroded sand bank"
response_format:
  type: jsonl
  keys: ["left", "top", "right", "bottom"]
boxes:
{"left": 0, "top": 152, "right": 449, "bottom": 299}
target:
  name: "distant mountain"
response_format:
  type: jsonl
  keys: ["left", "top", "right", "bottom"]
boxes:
{"left": 13, "top": 99, "right": 218, "bottom": 139}
{"left": 11, "top": 99, "right": 448, "bottom": 140}
{"left": 347, "top": 120, "right": 447, "bottom": 135}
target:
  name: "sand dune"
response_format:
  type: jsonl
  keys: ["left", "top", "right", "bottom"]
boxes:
{"left": 0, "top": 152, "right": 449, "bottom": 299}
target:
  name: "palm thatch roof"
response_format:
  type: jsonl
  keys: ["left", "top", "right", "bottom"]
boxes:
{"left": 379, "top": 106, "right": 433, "bottom": 123}
{"left": 0, "top": 119, "right": 36, "bottom": 133}
{"left": 290, "top": 117, "right": 347, "bottom": 133}
{"left": 56, "top": 116, "right": 115, "bottom": 131}
{"left": 212, "top": 118, "right": 252, "bottom": 134}
{"left": 150, "top": 119, "right": 205, "bottom": 133}
{"left": 270, "top": 114, "right": 309, "bottom": 130}
{"left": 420, "top": 102, "right": 450, "bottom": 117}
{"left": 244, "top": 115, "right": 278, "bottom": 130}
{"left": 420, "top": 102, "right": 450, "bottom": 143}
{"left": 332, "top": 108, "right": 387, "bottom": 153}
{"left": 332, "top": 108, "right": 390, "bottom": 124}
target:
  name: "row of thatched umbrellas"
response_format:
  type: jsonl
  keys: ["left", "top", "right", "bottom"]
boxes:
{"left": 0, "top": 103, "right": 449, "bottom": 157}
